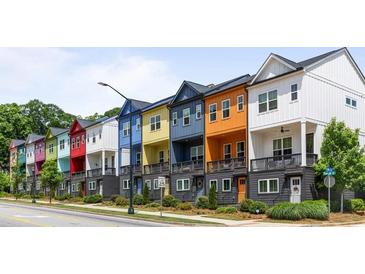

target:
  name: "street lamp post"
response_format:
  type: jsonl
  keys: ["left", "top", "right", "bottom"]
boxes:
{"left": 98, "top": 82, "right": 134, "bottom": 214}
{"left": 31, "top": 166, "right": 36, "bottom": 203}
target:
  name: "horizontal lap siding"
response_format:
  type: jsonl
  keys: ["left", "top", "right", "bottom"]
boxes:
{"left": 170, "top": 173, "right": 203, "bottom": 202}
{"left": 205, "top": 172, "right": 238, "bottom": 205}
{"left": 142, "top": 174, "right": 169, "bottom": 201}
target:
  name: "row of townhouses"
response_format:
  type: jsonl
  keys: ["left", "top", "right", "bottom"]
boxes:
{"left": 9, "top": 48, "right": 365, "bottom": 205}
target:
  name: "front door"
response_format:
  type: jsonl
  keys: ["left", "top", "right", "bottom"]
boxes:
{"left": 238, "top": 177, "right": 246, "bottom": 203}
{"left": 99, "top": 180, "right": 103, "bottom": 196}
{"left": 290, "top": 177, "right": 301, "bottom": 203}
{"left": 137, "top": 178, "right": 142, "bottom": 194}
{"left": 196, "top": 177, "right": 205, "bottom": 200}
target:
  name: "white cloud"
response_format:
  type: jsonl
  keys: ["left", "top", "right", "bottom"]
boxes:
{"left": 0, "top": 48, "right": 179, "bottom": 116}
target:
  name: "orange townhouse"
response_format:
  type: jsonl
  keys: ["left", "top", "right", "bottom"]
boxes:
{"left": 204, "top": 74, "right": 253, "bottom": 205}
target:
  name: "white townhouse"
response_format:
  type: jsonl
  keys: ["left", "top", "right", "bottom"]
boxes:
{"left": 247, "top": 48, "right": 365, "bottom": 205}
{"left": 85, "top": 116, "right": 119, "bottom": 198}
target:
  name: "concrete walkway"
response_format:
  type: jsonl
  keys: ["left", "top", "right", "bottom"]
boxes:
{"left": 1, "top": 198, "right": 261, "bottom": 226}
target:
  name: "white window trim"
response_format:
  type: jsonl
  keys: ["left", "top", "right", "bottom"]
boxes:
{"left": 176, "top": 178, "right": 190, "bottom": 191}
{"left": 290, "top": 83, "right": 299, "bottom": 102}
{"left": 136, "top": 117, "right": 141, "bottom": 131}
{"left": 195, "top": 104, "right": 202, "bottom": 120}
{"left": 209, "top": 179, "right": 218, "bottom": 192}
{"left": 145, "top": 180, "right": 152, "bottom": 190}
{"left": 122, "top": 122, "right": 130, "bottom": 137}
{"left": 222, "top": 178, "right": 231, "bottom": 192}
{"left": 182, "top": 108, "right": 191, "bottom": 126}
{"left": 237, "top": 95, "right": 244, "bottom": 112}
{"left": 236, "top": 141, "right": 245, "bottom": 158}
{"left": 272, "top": 136, "right": 293, "bottom": 157}
{"left": 258, "top": 178, "right": 279, "bottom": 194}
{"left": 123, "top": 179, "right": 130, "bottom": 190}
{"left": 89, "top": 181, "right": 96, "bottom": 191}
{"left": 136, "top": 152, "right": 141, "bottom": 165}
{"left": 221, "top": 99, "right": 230, "bottom": 119}
{"left": 172, "top": 112, "right": 178, "bottom": 126}
{"left": 258, "top": 90, "right": 278, "bottom": 114}
{"left": 191, "top": 145, "right": 203, "bottom": 161}
{"left": 159, "top": 150, "right": 164, "bottom": 163}
{"left": 153, "top": 179, "right": 160, "bottom": 190}
{"left": 223, "top": 143, "right": 232, "bottom": 159}
{"left": 150, "top": 115, "right": 161, "bottom": 132}
{"left": 209, "top": 103, "right": 217, "bottom": 123}
{"left": 345, "top": 96, "right": 357, "bottom": 109}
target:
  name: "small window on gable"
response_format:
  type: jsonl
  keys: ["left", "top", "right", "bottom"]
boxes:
{"left": 172, "top": 112, "right": 178, "bottom": 126}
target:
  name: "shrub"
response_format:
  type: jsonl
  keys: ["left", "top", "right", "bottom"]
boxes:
{"left": 0, "top": 191, "right": 12, "bottom": 198}
{"left": 55, "top": 193, "right": 71, "bottom": 201}
{"left": 208, "top": 184, "right": 217, "bottom": 210}
{"left": 110, "top": 194, "right": 119, "bottom": 203}
{"left": 142, "top": 183, "right": 150, "bottom": 205}
{"left": 239, "top": 199, "right": 254, "bottom": 212}
{"left": 177, "top": 202, "right": 193, "bottom": 211}
{"left": 248, "top": 200, "right": 268, "bottom": 214}
{"left": 145, "top": 202, "right": 160, "bottom": 208}
{"left": 38, "top": 192, "right": 45, "bottom": 199}
{"left": 69, "top": 196, "right": 84, "bottom": 203}
{"left": 350, "top": 199, "right": 365, "bottom": 212}
{"left": 22, "top": 194, "right": 32, "bottom": 199}
{"left": 267, "top": 201, "right": 329, "bottom": 220}
{"left": 162, "top": 195, "right": 180, "bottom": 208}
{"left": 133, "top": 194, "right": 144, "bottom": 205}
{"left": 83, "top": 194, "right": 103, "bottom": 204}
{"left": 115, "top": 196, "right": 129, "bottom": 207}
{"left": 196, "top": 196, "right": 209, "bottom": 209}
{"left": 216, "top": 206, "right": 237, "bottom": 214}
{"left": 14, "top": 193, "right": 23, "bottom": 199}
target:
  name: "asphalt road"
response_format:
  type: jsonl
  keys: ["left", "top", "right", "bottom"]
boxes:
{"left": 0, "top": 201, "right": 173, "bottom": 227}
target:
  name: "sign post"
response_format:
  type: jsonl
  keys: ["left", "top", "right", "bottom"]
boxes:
{"left": 158, "top": 177, "right": 165, "bottom": 217}
{"left": 323, "top": 167, "right": 336, "bottom": 214}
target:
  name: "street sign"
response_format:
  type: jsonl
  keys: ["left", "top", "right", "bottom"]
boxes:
{"left": 158, "top": 176, "right": 165, "bottom": 188}
{"left": 323, "top": 167, "right": 336, "bottom": 176}
{"left": 324, "top": 175, "right": 335, "bottom": 188}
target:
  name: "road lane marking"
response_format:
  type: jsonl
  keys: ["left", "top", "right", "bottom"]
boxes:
{"left": 13, "top": 215, "right": 49, "bottom": 218}
{"left": 8, "top": 216, "right": 50, "bottom": 227}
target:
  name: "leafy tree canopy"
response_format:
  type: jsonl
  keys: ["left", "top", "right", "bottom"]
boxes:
{"left": 40, "top": 160, "right": 63, "bottom": 203}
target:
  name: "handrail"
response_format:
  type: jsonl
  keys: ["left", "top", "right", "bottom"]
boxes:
{"left": 171, "top": 159, "right": 204, "bottom": 173}
{"left": 206, "top": 158, "right": 246, "bottom": 173}
{"left": 250, "top": 153, "right": 318, "bottom": 171}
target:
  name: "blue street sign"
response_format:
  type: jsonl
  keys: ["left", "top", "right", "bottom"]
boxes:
{"left": 324, "top": 166, "right": 336, "bottom": 176}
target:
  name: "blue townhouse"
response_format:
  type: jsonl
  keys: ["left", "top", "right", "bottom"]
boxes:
{"left": 117, "top": 99, "right": 150, "bottom": 197}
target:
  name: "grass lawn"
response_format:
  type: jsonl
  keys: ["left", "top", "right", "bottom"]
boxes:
{"left": 0, "top": 199, "right": 222, "bottom": 226}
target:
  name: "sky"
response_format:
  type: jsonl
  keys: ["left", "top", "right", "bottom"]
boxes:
{"left": 0, "top": 47, "right": 364, "bottom": 117}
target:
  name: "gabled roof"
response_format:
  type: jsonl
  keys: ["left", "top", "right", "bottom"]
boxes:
{"left": 46, "top": 127, "right": 68, "bottom": 139}
{"left": 250, "top": 47, "right": 355, "bottom": 85}
{"left": 86, "top": 116, "right": 117, "bottom": 129}
{"left": 141, "top": 95, "right": 174, "bottom": 112}
{"left": 9, "top": 139, "right": 25, "bottom": 150}
{"left": 77, "top": 118, "right": 95, "bottom": 129}
{"left": 117, "top": 99, "right": 151, "bottom": 118}
{"left": 204, "top": 74, "right": 253, "bottom": 97}
{"left": 169, "top": 80, "right": 211, "bottom": 105}
{"left": 25, "top": 134, "right": 44, "bottom": 145}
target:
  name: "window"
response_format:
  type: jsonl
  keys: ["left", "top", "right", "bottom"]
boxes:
{"left": 223, "top": 144, "right": 231, "bottom": 160}
{"left": 237, "top": 95, "right": 244, "bottom": 111}
{"left": 81, "top": 135, "right": 85, "bottom": 144}
{"left": 99, "top": 129, "right": 102, "bottom": 139}
{"left": 67, "top": 138, "right": 70, "bottom": 146}
{"left": 191, "top": 145, "right": 203, "bottom": 161}
{"left": 258, "top": 179, "right": 279, "bottom": 194}
{"left": 136, "top": 117, "right": 141, "bottom": 131}
{"left": 136, "top": 152, "right": 141, "bottom": 165}
{"left": 183, "top": 108, "right": 190, "bottom": 126}
{"left": 60, "top": 139, "right": 65, "bottom": 150}
{"left": 222, "top": 178, "right": 231, "bottom": 192}
{"left": 92, "top": 133, "right": 96, "bottom": 143}
{"left": 172, "top": 112, "right": 178, "bottom": 126}
{"left": 87, "top": 134, "right": 89, "bottom": 143}
{"left": 60, "top": 182, "right": 65, "bottom": 190}
{"left": 291, "top": 84, "right": 298, "bottom": 101}
{"left": 236, "top": 141, "right": 245, "bottom": 159}
{"left": 154, "top": 179, "right": 160, "bottom": 190}
{"left": 306, "top": 133, "right": 314, "bottom": 154}
{"left": 346, "top": 97, "right": 357, "bottom": 108}
{"left": 222, "top": 99, "right": 230, "bottom": 118}
{"left": 123, "top": 122, "right": 130, "bottom": 136}
{"left": 123, "top": 179, "right": 130, "bottom": 189}
{"left": 150, "top": 115, "right": 161, "bottom": 131}
{"left": 89, "top": 181, "right": 96, "bottom": 191}
{"left": 209, "top": 180, "right": 218, "bottom": 192}
{"left": 111, "top": 156, "right": 115, "bottom": 168}
{"left": 176, "top": 179, "right": 190, "bottom": 191}
{"left": 71, "top": 183, "right": 76, "bottom": 192}
{"left": 76, "top": 183, "right": 80, "bottom": 191}
{"left": 105, "top": 158, "right": 108, "bottom": 169}
{"left": 273, "top": 137, "right": 292, "bottom": 158}
{"left": 145, "top": 180, "right": 151, "bottom": 190}
{"left": 196, "top": 104, "right": 202, "bottom": 119}
{"left": 259, "top": 90, "right": 277, "bottom": 113}
{"left": 159, "top": 151, "right": 164, "bottom": 163}
{"left": 209, "top": 103, "right": 217, "bottom": 122}
{"left": 48, "top": 144, "right": 53, "bottom": 154}
{"left": 76, "top": 137, "right": 80, "bottom": 148}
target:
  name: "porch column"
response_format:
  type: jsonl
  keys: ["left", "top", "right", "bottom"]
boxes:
{"left": 115, "top": 151, "right": 119, "bottom": 176}
{"left": 301, "top": 121, "right": 306, "bottom": 166}
{"left": 102, "top": 150, "right": 105, "bottom": 175}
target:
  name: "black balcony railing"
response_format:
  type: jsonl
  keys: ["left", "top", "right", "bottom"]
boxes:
{"left": 143, "top": 162, "right": 169, "bottom": 175}
{"left": 207, "top": 158, "right": 246, "bottom": 173}
{"left": 250, "top": 153, "right": 318, "bottom": 172}
{"left": 63, "top": 171, "right": 70, "bottom": 178}
{"left": 87, "top": 168, "right": 102, "bottom": 177}
{"left": 171, "top": 159, "right": 204, "bottom": 174}
{"left": 71, "top": 171, "right": 85, "bottom": 178}
{"left": 120, "top": 164, "right": 142, "bottom": 175}
{"left": 105, "top": 167, "right": 116, "bottom": 176}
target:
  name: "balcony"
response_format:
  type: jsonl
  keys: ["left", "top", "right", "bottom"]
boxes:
{"left": 250, "top": 153, "right": 318, "bottom": 172}
{"left": 87, "top": 168, "right": 116, "bottom": 177}
{"left": 207, "top": 158, "right": 247, "bottom": 174}
{"left": 71, "top": 171, "right": 85, "bottom": 179}
{"left": 63, "top": 171, "right": 70, "bottom": 179}
{"left": 120, "top": 165, "right": 142, "bottom": 176}
{"left": 171, "top": 160, "right": 204, "bottom": 174}
{"left": 104, "top": 167, "right": 116, "bottom": 176}
{"left": 143, "top": 162, "right": 169, "bottom": 175}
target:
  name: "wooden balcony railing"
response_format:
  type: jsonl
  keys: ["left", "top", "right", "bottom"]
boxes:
{"left": 120, "top": 165, "right": 142, "bottom": 175}
{"left": 104, "top": 167, "right": 116, "bottom": 176}
{"left": 250, "top": 153, "right": 318, "bottom": 172}
{"left": 207, "top": 158, "right": 246, "bottom": 173}
{"left": 171, "top": 160, "right": 204, "bottom": 174}
{"left": 71, "top": 171, "right": 85, "bottom": 178}
{"left": 87, "top": 168, "right": 116, "bottom": 177}
{"left": 63, "top": 171, "right": 70, "bottom": 179}
{"left": 143, "top": 162, "right": 169, "bottom": 175}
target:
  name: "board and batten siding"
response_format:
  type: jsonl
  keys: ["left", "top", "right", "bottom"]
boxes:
{"left": 57, "top": 132, "right": 70, "bottom": 159}
{"left": 86, "top": 121, "right": 118, "bottom": 154}
{"left": 256, "top": 57, "right": 293, "bottom": 82}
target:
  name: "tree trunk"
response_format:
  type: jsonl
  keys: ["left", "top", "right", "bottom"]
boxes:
{"left": 49, "top": 189, "right": 52, "bottom": 204}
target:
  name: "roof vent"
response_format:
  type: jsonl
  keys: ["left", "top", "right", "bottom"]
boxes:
{"left": 207, "top": 83, "right": 215, "bottom": 88}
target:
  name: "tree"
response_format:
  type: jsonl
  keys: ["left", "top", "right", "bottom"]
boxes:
{"left": 0, "top": 171, "right": 11, "bottom": 192}
{"left": 11, "top": 163, "right": 26, "bottom": 198}
{"left": 40, "top": 160, "right": 63, "bottom": 203}
{"left": 103, "top": 107, "right": 120, "bottom": 118}
{"left": 142, "top": 183, "right": 150, "bottom": 205}
{"left": 314, "top": 118, "right": 365, "bottom": 212}
{"left": 208, "top": 183, "right": 217, "bottom": 210}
